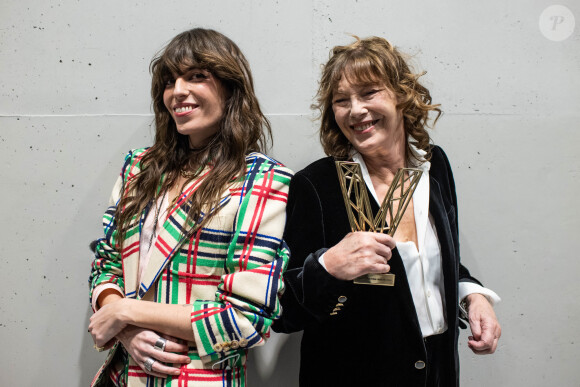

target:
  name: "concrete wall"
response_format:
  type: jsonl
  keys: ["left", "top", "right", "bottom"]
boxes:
{"left": 1, "top": 1, "right": 578, "bottom": 385}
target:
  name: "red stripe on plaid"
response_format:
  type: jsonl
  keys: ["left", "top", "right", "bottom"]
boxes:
{"left": 186, "top": 229, "right": 202, "bottom": 304}
{"left": 120, "top": 150, "right": 148, "bottom": 210}
{"left": 122, "top": 241, "right": 140, "bottom": 258}
{"left": 245, "top": 266, "right": 276, "bottom": 276}
{"left": 177, "top": 367, "right": 242, "bottom": 383}
{"left": 155, "top": 235, "right": 172, "bottom": 256}
{"left": 238, "top": 170, "right": 274, "bottom": 272}
{"left": 190, "top": 305, "right": 231, "bottom": 323}
{"left": 177, "top": 367, "right": 245, "bottom": 387}
{"left": 229, "top": 185, "right": 288, "bottom": 201}
{"left": 127, "top": 365, "right": 148, "bottom": 377}
{"left": 166, "top": 169, "right": 210, "bottom": 219}
{"left": 162, "top": 272, "right": 221, "bottom": 286}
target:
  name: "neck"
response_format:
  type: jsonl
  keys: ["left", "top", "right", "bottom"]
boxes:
{"left": 361, "top": 137, "right": 406, "bottom": 182}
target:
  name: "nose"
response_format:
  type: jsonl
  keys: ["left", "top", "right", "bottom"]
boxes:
{"left": 173, "top": 77, "right": 188, "bottom": 98}
{"left": 349, "top": 97, "right": 367, "bottom": 119}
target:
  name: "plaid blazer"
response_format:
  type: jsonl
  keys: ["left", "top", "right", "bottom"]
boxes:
{"left": 89, "top": 148, "right": 292, "bottom": 387}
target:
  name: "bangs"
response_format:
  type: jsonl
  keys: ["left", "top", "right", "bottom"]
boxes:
{"left": 153, "top": 36, "right": 210, "bottom": 82}
{"left": 333, "top": 52, "right": 385, "bottom": 88}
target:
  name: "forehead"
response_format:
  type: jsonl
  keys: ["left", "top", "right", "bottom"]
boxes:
{"left": 333, "top": 74, "right": 383, "bottom": 94}
{"left": 160, "top": 55, "right": 208, "bottom": 76}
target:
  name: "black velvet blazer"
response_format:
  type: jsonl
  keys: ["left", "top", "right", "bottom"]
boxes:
{"left": 273, "top": 146, "right": 481, "bottom": 387}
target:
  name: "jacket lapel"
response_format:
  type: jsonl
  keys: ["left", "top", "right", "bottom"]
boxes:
{"left": 136, "top": 169, "right": 231, "bottom": 299}
{"left": 367, "top": 190, "right": 422, "bottom": 333}
{"left": 428, "top": 175, "right": 457, "bottom": 313}
{"left": 122, "top": 210, "right": 147, "bottom": 299}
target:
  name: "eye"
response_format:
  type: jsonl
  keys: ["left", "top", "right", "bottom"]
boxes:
{"left": 363, "top": 89, "right": 379, "bottom": 97}
{"left": 189, "top": 71, "right": 209, "bottom": 82}
{"left": 332, "top": 96, "right": 348, "bottom": 105}
{"left": 164, "top": 78, "right": 175, "bottom": 88}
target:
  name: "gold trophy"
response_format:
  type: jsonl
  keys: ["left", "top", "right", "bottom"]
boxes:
{"left": 335, "top": 161, "right": 422, "bottom": 286}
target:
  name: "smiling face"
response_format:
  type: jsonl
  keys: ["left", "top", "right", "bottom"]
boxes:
{"left": 331, "top": 75, "right": 405, "bottom": 159}
{"left": 163, "top": 68, "right": 227, "bottom": 148}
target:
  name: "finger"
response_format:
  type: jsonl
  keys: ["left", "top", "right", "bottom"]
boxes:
{"left": 467, "top": 340, "right": 485, "bottom": 354}
{"left": 469, "top": 319, "right": 482, "bottom": 341}
{"left": 373, "top": 233, "right": 396, "bottom": 250}
{"left": 489, "top": 337, "right": 499, "bottom": 354}
{"left": 366, "top": 261, "right": 390, "bottom": 274}
{"left": 104, "top": 338, "right": 116, "bottom": 350}
{"left": 467, "top": 336, "right": 493, "bottom": 354}
{"left": 374, "top": 243, "right": 393, "bottom": 261}
{"left": 145, "top": 359, "right": 182, "bottom": 377}
{"left": 152, "top": 350, "right": 191, "bottom": 365}
{"left": 158, "top": 335, "right": 189, "bottom": 353}
{"left": 479, "top": 325, "right": 495, "bottom": 347}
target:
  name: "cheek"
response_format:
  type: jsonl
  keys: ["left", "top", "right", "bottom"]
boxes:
{"left": 162, "top": 90, "right": 173, "bottom": 113}
{"left": 333, "top": 108, "right": 349, "bottom": 130}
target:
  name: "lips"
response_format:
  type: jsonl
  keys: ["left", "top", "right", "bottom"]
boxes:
{"left": 173, "top": 103, "right": 198, "bottom": 117}
{"left": 351, "top": 119, "right": 378, "bottom": 132}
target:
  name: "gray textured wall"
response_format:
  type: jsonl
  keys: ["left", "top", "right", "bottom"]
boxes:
{"left": 1, "top": 1, "right": 579, "bottom": 385}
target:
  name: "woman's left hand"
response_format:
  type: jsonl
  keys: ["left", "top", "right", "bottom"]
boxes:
{"left": 89, "top": 298, "right": 132, "bottom": 347}
{"left": 466, "top": 293, "right": 502, "bottom": 354}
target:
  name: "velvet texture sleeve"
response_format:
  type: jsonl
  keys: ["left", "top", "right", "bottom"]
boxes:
{"left": 431, "top": 145, "right": 482, "bottom": 287}
{"left": 274, "top": 170, "right": 354, "bottom": 333}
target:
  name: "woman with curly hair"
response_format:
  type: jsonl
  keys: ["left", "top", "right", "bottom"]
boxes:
{"left": 273, "top": 36, "right": 501, "bottom": 386}
{"left": 88, "top": 28, "right": 292, "bottom": 386}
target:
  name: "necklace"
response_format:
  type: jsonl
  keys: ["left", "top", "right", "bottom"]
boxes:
{"left": 147, "top": 191, "right": 167, "bottom": 252}
{"left": 180, "top": 168, "right": 197, "bottom": 178}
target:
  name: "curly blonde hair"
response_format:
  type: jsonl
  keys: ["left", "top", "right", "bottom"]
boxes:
{"left": 314, "top": 36, "right": 441, "bottom": 162}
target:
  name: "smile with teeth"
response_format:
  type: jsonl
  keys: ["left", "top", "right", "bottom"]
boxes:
{"left": 174, "top": 105, "right": 195, "bottom": 113}
{"left": 352, "top": 120, "right": 378, "bottom": 131}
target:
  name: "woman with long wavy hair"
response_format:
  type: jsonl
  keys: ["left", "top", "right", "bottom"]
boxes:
{"left": 88, "top": 28, "right": 292, "bottom": 387}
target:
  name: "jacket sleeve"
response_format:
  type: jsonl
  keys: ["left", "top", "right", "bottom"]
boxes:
{"left": 88, "top": 150, "right": 139, "bottom": 308}
{"left": 433, "top": 146, "right": 482, "bottom": 287}
{"left": 273, "top": 172, "right": 354, "bottom": 334}
{"left": 190, "top": 160, "right": 293, "bottom": 362}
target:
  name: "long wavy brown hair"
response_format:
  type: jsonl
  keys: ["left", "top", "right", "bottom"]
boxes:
{"left": 314, "top": 36, "right": 441, "bottom": 162}
{"left": 115, "top": 28, "right": 271, "bottom": 247}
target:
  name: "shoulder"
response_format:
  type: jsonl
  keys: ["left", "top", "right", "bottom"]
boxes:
{"left": 288, "top": 156, "right": 340, "bottom": 201}
{"left": 244, "top": 151, "right": 294, "bottom": 183}
{"left": 294, "top": 156, "right": 336, "bottom": 181}
{"left": 428, "top": 144, "right": 453, "bottom": 174}
{"left": 118, "top": 147, "right": 151, "bottom": 181}
{"left": 121, "top": 147, "right": 150, "bottom": 170}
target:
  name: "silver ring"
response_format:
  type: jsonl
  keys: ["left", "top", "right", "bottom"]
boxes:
{"left": 154, "top": 337, "right": 167, "bottom": 352}
{"left": 143, "top": 357, "right": 156, "bottom": 372}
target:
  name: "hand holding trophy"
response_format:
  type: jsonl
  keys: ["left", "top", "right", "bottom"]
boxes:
{"left": 335, "top": 161, "right": 422, "bottom": 286}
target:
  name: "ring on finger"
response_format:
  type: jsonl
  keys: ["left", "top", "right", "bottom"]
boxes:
{"left": 143, "top": 357, "right": 156, "bottom": 372}
{"left": 154, "top": 337, "right": 167, "bottom": 351}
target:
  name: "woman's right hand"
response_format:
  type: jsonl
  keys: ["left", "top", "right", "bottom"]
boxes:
{"left": 323, "top": 231, "right": 396, "bottom": 280}
{"left": 117, "top": 326, "right": 191, "bottom": 378}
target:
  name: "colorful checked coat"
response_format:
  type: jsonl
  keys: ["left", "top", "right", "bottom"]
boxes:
{"left": 89, "top": 148, "right": 293, "bottom": 387}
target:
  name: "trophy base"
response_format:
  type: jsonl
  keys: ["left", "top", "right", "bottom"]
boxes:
{"left": 354, "top": 273, "right": 395, "bottom": 286}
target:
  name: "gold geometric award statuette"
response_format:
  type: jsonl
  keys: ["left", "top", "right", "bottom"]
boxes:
{"left": 335, "top": 161, "right": 422, "bottom": 286}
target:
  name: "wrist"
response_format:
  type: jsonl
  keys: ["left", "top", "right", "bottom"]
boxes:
{"left": 466, "top": 293, "right": 488, "bottom": 306}
{"left": 118, "top": 298, "right": 136, "bottom": 326}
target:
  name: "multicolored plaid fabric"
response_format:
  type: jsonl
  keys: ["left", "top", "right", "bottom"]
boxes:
{"left": 89, "top": 148, "right": 292, "bottom": 387}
